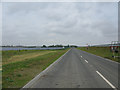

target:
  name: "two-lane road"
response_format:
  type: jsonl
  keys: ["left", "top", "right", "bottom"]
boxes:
{"left": 23, "top": 48, "right": 119, "bottom": 89}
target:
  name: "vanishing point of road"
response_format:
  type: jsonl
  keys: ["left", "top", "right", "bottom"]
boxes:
{"left": 23, "top": 48, "right": 119, "bottom": 89}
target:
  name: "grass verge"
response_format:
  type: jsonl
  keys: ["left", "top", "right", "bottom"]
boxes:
{"left": 2, "top": 49, "right": 68, "bottom": 88}
{"left": 2, "top": 50, "right": 56, "bottom": 65}
{"left": 78, "top": 47, "right": 119, "bottom": 63}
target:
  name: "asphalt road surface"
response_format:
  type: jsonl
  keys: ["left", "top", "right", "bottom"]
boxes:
{"left": 23, "top": 48, "right": 119, "bottom": 89}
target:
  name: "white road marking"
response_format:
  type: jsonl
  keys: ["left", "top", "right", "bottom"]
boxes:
{"left": 85, "top": 60, "right": 88, "bottom": 63}
{"left": 84, "top": 51, "right": 118, "bottom": 64}
{"left": 96, "top": 71, "right": 117, "bottom": 90}
{"left": 81, "top": 56, "right": 82, "bottom": 58}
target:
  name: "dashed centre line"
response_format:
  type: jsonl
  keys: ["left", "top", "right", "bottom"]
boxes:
{"left": 96, "top": 71, "right": 117, "bottom": 90}
{"left": 85, "top": 60, "right": 88, "bottom": 63}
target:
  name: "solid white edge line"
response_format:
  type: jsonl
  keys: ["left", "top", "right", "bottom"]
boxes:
{"left": 96, "top": 71, "right": 117, "bottom": 90}
{"left": 85, "top": 60, "right": 88, "bottom": 63}
{"left": 22, "top": 49, "right": 71, "bottom": 88}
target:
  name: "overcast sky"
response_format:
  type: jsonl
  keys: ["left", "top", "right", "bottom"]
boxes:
{"left": 2, "top": 2, "right": 118, "bottom": 46}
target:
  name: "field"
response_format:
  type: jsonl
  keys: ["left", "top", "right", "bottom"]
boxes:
{"left": 78, "top": 47, "right": 120, "bottom": 63}
{"left": 2, "top": 49, "right": 68, "bottom": 88}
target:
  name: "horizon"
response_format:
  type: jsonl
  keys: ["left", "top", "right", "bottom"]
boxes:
{"left": 1, "top": 43, "right": 115, "bottom": 47}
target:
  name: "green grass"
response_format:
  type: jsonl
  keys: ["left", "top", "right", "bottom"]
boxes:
{"left": 2, "top": 50, "right": 57, "bottom": 65}
{"left": 78, "top": 47, "right": 120, "bottom": 62}
{"left": 2, "top": 49, "right": 69, "bottom": 88}
{"left": 2, "top": 50, "right": 49, "bottom": 61}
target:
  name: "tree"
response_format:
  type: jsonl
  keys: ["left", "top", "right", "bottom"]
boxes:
{"left": 42, "top": 45, "right": 46, "bottom": 48}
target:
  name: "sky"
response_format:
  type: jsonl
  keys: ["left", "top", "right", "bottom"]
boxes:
{"left": 2, "top": 2, "right": 118, "bottom": 46}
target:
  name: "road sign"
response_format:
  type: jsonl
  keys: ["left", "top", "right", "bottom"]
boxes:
{"left": 110, "top": 41, "right": 120, "bottom": 59}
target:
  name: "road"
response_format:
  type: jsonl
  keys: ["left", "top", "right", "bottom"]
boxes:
{"left": 23, "top": 48, "right": 119, "bottom": 89}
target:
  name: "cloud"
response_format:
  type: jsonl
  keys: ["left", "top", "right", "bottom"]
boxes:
{"left": 2, "top": 2, "right": 118, "bottom": 46}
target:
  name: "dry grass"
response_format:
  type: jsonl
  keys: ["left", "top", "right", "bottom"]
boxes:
{"left": 2, "top": 49, "right": 68, "bottom": 88}
{"left": 3, "top": 51, "right": 56, "bottom": 65}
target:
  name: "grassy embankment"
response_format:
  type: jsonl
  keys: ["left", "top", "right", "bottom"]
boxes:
{"left": 2, "top": 49, "right": 69, "bottom": 88}
{"left": 78, "top": 47, "right": 119, "bottom": 63}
